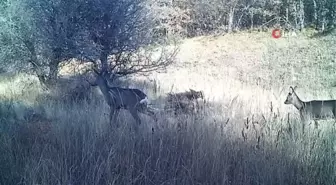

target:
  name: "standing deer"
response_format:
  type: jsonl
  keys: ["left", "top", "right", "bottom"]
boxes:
{"left": 284, "top": 86, "right": 336, "bottom": 133}
{"left": 90, "top": 69, "right": 157, "bottom": 128}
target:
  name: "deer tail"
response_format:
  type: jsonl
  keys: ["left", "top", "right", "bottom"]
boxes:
{"left": 140, "top": 97, "right": 150, "bottom": 105}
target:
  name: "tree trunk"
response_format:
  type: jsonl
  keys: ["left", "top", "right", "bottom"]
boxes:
{"left": 227, "top": 0, "right": 239, "bottom": 33}
{"left": 250, "top": 11, "right": 254, "bottom": 30}
{"left": 47, "top": 60, "right": 59, "bottom": 85}
{"left": 23, "top": 40, "right": 48, "bottom": 86}
{"left": 332, "top": 1, "right": 336, "bottom": 27}
{"left": 321, "top": 15, "right": 326, "bottom": 32}
{"left": 319, "top": 1, "right": 327, "bottom": 32}
{"left": 285, "top": 7, "right": 289, "bottom": 23}
{"left": 100, "top": 50, "right": 109, "bottom": 72}
{"left": 228, "top": 9, "right": 234, "bottom": 33}
{"left": 293, "top": 3, "right": 298, "bottom": 29}
{"left": 262, "top": 12, "right": 267, "bottom": 31}
{"left": 312, "top": 0, "right": 318, "bottom": 29}
{"left": 298, "top": 0, "right": 304, "bottom": 31}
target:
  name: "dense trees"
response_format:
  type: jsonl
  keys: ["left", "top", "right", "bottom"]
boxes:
{"left": 0, "top": 0, "right": 334, "bottom": 84}
{"left": 153, "top": 0, "right": 336, "bottom": 37}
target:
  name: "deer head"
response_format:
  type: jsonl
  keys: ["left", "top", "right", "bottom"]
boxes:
{"left": 284, "top": 86, "right": 298, "bottom": 104}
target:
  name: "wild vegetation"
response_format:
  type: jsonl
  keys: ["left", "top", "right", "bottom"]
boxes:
{"left": 1, "top": 0, "right": 336, "bottom": 184}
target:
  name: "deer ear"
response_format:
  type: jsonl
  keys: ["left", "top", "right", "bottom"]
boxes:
{"left": 290, "top": 86, "right": 297, "bottom": 92}
{"left": 289, "top": 86, "right": 294, "bottom": 92}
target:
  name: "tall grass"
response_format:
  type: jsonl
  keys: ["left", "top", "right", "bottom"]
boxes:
{"left": 1, "top": 32, "right": 336, "bottom": 185}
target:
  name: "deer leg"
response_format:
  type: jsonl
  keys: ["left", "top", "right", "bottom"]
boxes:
{"left": 300, "top": 113, "right": 306, "bottom": 135}
{"left": 129, "top": 109, "right": 142, "bottom": 125}
{"left": 109, "top": 107, "right": 120, "bottom": 127}
{"left": 137, "top": 106, "right": 159, "bottom": 133}
{"left": 144, "top": 107, "right": 158, "bottom": 122}
{"left": 333, "top": 109, "right": 336, "bottom": 128}
{"left": 145, "top": 107, "right": 158, "bottom": 133}
{"left": 256, "top": 136, "right": 261, "bottom": 149}
{"left": 114, "top": 109, "right": 120, "bottom": 127}
{"left": 109, "top": 108, "right": 114, "bottom": 123}
{"left": 314, "top": 120, "right": 319, "bottom": 129}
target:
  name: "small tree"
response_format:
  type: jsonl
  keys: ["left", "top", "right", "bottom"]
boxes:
{"left": 77, "top": 0, "right": 178, "bottom": 79}
{"left": 0, "top": 0, "right": 84, "bottom": 87}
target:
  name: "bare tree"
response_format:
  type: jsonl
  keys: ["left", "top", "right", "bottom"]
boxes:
{"left": 78, "top": 0, "right": 179, "bottom": 79}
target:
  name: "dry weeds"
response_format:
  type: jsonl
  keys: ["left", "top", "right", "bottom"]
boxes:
{"left": 0, "top": 32, "right": 336, "bottom": 184}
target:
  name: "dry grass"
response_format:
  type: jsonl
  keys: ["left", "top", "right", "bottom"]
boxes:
{"left": 1, "top": 32, "right": 336, "bottom": 185}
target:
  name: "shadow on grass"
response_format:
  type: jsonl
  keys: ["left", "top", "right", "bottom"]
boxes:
{"left": 0, "top": 99, "right": 53, "bottom": 183}
{"left": 0, "top": 100, "right": 333, "bottom": 185}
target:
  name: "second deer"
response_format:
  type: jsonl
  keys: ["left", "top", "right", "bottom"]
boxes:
{"left": 164, "top": 89, "right": 205, "bottom": 115}
{"left": 284, "top": 86, "right": 336, "bottom": 133}
{"left": 90, "top": 69, "right": 157, "bottom": 129}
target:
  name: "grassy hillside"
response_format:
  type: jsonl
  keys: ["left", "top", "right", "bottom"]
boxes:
{"left": 1, "top": 31, "right": 336, "bottom": 185}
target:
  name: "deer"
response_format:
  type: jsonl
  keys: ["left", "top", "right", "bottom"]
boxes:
{"left": 164, "top": 89, "right": 205, "bottom": 115}
{"left": 88, "top": 68, "right": 158, "bottom": 129}
{"left": 166, "top": 89, "right": 204, "bottom": 101}
{"left": 284, "top": 86, "right": 336, "bottom": 133}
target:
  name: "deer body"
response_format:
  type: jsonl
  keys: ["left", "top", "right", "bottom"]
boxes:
{"left": 101, "top": 86, "right": 148, "bottom": 109}
{"left": 300, "top": 100, "right": 336, "bottom": 119}
{"left": 284, "top": 86, "right": 336, "bottom": 132}
{"left": 93, "top": 71, "right": 156, "bottom": 127}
